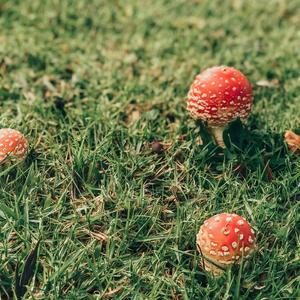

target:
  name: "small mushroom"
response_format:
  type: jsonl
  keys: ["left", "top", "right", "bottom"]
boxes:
{"left": 196, "top": 213, "right": 256, "bottom": 276}
{"left": 284, "top": 130, "right": 300, "bottom": 154}
{"left": 0, "top": 128, "right": 28, "bottom": 163}
{"left": 187, "top": 66, "right": 253, "bottom": 148}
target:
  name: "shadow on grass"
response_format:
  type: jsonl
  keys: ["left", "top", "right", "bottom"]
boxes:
{"left": 193, "top": 115, "right": 289, "bottom": 182}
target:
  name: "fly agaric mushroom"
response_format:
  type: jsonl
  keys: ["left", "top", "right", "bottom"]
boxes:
{"left": 196, "top": 213, "right": 255, "bottom": 276}
{"left": 0, "top": 128, "right": 28, "bottom": 163}
{"left": 187, "top": 66, "right": 253, "bottom": 148}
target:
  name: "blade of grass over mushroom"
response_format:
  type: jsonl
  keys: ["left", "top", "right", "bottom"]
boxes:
{"left": 233, "top": 250, "right": 245, "bottom": 300}
{"left": 200, "top": 253, "right": 227, "bottom": 273}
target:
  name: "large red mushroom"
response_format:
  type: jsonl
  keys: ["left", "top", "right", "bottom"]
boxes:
{"left": 196, "top": 213, "right": 256, "bottom": 275}
{"left": 187, "top": 66, "right": 253, "bottom": 148}
{"left": 0, "top": 128, "right": 28, "bottom": 163}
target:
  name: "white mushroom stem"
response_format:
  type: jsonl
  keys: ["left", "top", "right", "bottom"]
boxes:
{"left": 209, "top": 126, "right": 226, "bottom": 148}
{"left": 200, "top": 254, "right": 227, "bottom": 276}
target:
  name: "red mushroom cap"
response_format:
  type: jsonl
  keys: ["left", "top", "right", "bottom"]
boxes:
{"left": 187, "top": 66, "right": 253, "bottom": 127}
{"left": 196, "top": 213, "right": 255, "bottom": 273}
{"left": 0, "top": 128, "right": 28, "bottom": 162}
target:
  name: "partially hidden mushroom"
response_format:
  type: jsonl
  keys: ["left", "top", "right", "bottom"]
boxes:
{"left": 187, "top": 66, "right": 253, "bottom": 148}
{"left": 0, "top": 128, "right": 28, "bottom": 163}
{"left": 284, "top": 130, "right": 300, "bottom": 154}
{"left": 196, "top": 213, "right": 256, "bottom": 276}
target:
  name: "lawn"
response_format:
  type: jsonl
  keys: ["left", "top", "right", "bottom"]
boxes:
{"left": 0, "top": 0, "right": 300, "bottom": 299}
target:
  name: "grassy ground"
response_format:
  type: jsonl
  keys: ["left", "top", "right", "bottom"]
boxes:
{"left": 0, "top": 0, "right": 300, "bottom": 299}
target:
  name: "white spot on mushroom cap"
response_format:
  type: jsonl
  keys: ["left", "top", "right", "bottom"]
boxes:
{"left": 200, "top": 238, "right": 206, "bottom": 245}
{"left": 237, "top": 220, "right": 244, "bottom": 226}
{"left": 221, "top": 246, "right": 229, "bottom": 251}
{"left": 240, "top": 247, "right": 247, "bottom": 252}
{"left": 222, "top": 227, "right": 230, "bottom": 235}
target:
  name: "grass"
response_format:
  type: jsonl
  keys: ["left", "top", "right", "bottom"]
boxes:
{"left": 0, "top": 0, "right": 300, "bottom": 299}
